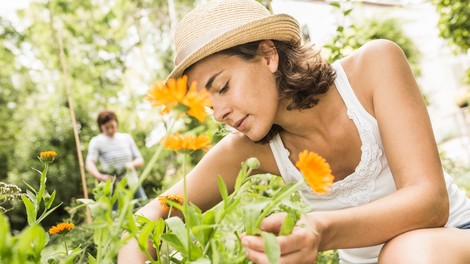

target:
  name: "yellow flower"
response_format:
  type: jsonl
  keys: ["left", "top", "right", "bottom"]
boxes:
{"left": 48, "top": 222, "right": 74, "bottom": 235}
{"left": 39, "top": 151, "right": 57, "bottom": 163}
{"left": 146, "top": 76, "right": 212, "bottom": 122}
{"left": 158, "top": 194, "right": 184, "bottom": 212}
{"left": 163, "top": 133, "right": 210, "bottom": 151}
{"left": 295, "top": 150, "right": 334, "bottom": 194}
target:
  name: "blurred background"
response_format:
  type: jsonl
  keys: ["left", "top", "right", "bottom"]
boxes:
{"left": 1, "top": 0, "right": 469, "bottom": 231}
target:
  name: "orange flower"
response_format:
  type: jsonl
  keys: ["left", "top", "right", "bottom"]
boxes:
{"left": 146, "top": 76, "right": 212, "bottom": 122}
{"left": 295, "top": 150, "right": 334, "bottom": 194}
{"left": 158, "top": 194, "right": 184, "bottom": 212}
{"left": 183, "top": 83, "right": 212, "bottom": 122}
{"left": 39, "top": 151, "right": 57, "bottom": 163}
{"left": 48, "top": 222, "right": 74, "bottom": 235}
{"left": 163, "top": 133, "right": 210, "bottom": 151}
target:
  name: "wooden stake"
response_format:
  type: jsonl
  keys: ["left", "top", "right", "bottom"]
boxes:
{"left": 56, "top": 24, "right": 92, "bottom": 224}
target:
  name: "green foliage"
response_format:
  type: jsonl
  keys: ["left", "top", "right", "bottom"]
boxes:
{"left": 323, "top": 2, "right": 421, "bottom": 77}
{"left": 0, "top": 0, "right": 197, "bottom": 230}
{"left": 432, "top": 0, "right": 470, "bottom": 53}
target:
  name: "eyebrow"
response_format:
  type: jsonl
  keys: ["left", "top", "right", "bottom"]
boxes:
{"left": 205, "top": 71, "right": 223, "bottom": 91}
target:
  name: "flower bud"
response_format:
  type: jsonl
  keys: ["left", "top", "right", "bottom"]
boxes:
{"left": 246, "top": 157, "right": 260, "bottom": 170}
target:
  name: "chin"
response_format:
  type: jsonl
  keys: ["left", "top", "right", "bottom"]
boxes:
{"left": 244, "top": 130, "right": 268, "bottom": 143}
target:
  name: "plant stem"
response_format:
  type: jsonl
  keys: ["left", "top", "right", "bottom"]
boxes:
{"left": 253, "top": 181, "right": 303, "bottom": 231}
{"left": 182, "top": 153, "right": 191, "bottom": 259}
{"left": 63, "top": 235, "right": 69, "bottom": 256}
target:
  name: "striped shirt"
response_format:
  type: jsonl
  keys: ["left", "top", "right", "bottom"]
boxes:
{"left": 86, "top": 132, "right": 142, "bottom": 174}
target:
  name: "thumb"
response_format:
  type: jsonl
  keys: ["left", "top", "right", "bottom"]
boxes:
{"left": 259, "top": 212, "right": 287, "bottom": 234}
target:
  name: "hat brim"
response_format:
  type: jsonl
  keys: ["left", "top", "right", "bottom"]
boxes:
{"left": 166, "top": 14, "right": 301, "bottom": 82}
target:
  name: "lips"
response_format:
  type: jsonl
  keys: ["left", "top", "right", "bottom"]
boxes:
{"left": 233, "top": 116, "right": 247, "bottom": 130}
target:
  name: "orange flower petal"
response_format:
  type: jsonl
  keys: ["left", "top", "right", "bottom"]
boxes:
{"left": 295, "top": 150, "right": 334, "bottom": 194}
{"left": 48, "top": 222, "right": 74, "bottom": 235}
{"left": 158, "top": 194, "right": 184, "bottom": 212}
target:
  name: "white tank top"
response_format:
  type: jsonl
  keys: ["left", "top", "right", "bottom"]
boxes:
{"left": 269, "top": 60, "right": 470, "bottom": 264}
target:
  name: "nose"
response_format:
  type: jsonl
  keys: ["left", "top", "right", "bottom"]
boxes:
{"left": 213, "top": 103, "right": 231, "bottom": 122}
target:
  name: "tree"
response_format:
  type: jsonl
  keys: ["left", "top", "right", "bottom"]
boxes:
{"left": 432, "top": 0, "right": 470, "bottom": 53}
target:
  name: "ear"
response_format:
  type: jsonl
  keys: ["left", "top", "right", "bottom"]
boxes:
{"left": 258, "top": 40, "right": 279, "bottom": 73}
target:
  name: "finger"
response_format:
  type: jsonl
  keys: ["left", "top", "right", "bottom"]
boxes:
{"left": 244, "top": 246, "right": 270, "bottom": 264}
{"left": 278, "top": 246, "right": 318, "bottom": 264}
{"left": 276, "top": 225, "right": 319, "bottom": 255}
{"left": 242, "top": 235, "right": 266, "bottom": 252}
{"left": 259, "top": 212, "right": 287, "bottom": 234}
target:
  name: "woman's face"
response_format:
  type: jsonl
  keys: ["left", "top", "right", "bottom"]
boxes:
{"left": 187, "top": 46, "right": 280, "bottom": 141}
{"left": 101, "top": 120, "right": 118, "bottom": 137}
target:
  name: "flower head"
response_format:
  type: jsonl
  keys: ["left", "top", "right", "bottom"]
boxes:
{"left": 295, "top": 150, "right": 334, "bottom": 194}
{"left": 158, "top": 194, "right": 184, "bottom": 212}
{"left": 163, "top": 133, "right": 210, "bottom": 151}
{"left": 48, "top": 222, "right": 74, "bottom": 235}
{"left": 146, "top": 76, "right": 212, "bottom": 122}
{"left": 39, "top": 151, "right": 57, "bottom": 164}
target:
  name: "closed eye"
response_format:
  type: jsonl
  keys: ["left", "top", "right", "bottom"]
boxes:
{"left": 218, "top": 80, "right": 230, "bottom": 95}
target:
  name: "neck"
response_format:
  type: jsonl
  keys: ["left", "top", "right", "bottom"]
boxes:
{"left": 275, "top": 86, "right": 338, "bottom": 139}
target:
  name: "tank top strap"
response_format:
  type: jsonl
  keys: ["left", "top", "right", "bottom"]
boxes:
{"left": 332, "top": 60, "right": 376, "bottom": 124}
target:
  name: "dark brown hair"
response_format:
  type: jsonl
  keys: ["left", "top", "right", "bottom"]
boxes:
{"left": 217, "top": 40, "right": 336, "bottom": 143}
{"left": 97, "top": 110, "right": 118, "bottom": 132}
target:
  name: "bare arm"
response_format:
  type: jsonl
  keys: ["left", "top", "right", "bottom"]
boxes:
{"left": 85, "top": 160, "right": 113, "bottom": 182}
{"left": 126, "top": 157, "right": 145, "bottom": 170}
{"left": 243, "top": 40, "right": 449, "bottom": 263}
{"left": 314, "top": 39, "right": 448, "bottom": 251}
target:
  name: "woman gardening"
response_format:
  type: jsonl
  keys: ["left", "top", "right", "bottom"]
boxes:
{"left": 119, "top": 0, "right": 470, "bottom": 263}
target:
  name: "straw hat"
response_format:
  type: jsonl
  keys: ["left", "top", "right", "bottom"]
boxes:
{"left": 167, "top": 0, "right": 301, "bottom": 81}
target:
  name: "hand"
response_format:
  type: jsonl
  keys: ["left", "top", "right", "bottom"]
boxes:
{"left": 100, "top": 174, "right": 115, "bottom": 182}
{"left": 125, "top": 162, "right": 135, "bottom": 170}
{"left": 242, "top": 213, "right": 321, "bottom": 264}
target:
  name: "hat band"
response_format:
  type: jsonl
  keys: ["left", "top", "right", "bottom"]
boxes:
{"left": 175, "top": 24, "right": 240, "bottom": 66}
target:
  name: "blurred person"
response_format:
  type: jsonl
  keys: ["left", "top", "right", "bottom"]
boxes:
{"left": 86, "top": 110, "right": 147, "bottom": 202}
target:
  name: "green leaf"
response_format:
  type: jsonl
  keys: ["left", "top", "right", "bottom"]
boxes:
{"left": 36, "top": 202, "right": 63, "bottom": 223}
{"left": 152, "top": 218, "right": 165, "bottom": 249}
{"left": 36, "top": 164, "right": 48, "bottom": 204}
{"left": 137, "top": 220, "right": 156, "bottom": 251}
{"left": 88, "top": 253, "right": 97, "bottom": 264}
{"left": 242, "top": 202, "right": 268, "bottom": 235}
{"left": 161, "top": 233, "right": 187, "bottom": 254}
{"left": 191, "top": 256, "right": 211, "bottom": 264}
{"left": 64, "top": 247, "right": 82, "bottom": 264}
{"left": 262, "top": 231, "right": 280, "bottom": 264}
{"left": 21, "top": 195, "right": 37, "bottom": 225}
{"left": 165, "top": 217, "right": 188, "bottom": 252}
{"left": 23, "top": 180, "right": 37, "bottom": 194}
{"left": 217, "top": 175, "right": 228, "bottom": 209}
{"left": 17, "top": 224, "right": 47, "bottom": 262}
{"left": 329, "top": 1, "right": 341, "bottom": 8}
{"left": 76, "top": 198, "right": 95, "bottom": 205}
{"left": 279, "top": 213, "right": 296, "bottom": 236}
{"left": 234, "top": 162, "right": 249, "bottom": 191}
{"left": 44, "top": 190, "right": 56, "bottom": 209}
{"left": 0, "top": 214, "right": 12, "bottom": 257}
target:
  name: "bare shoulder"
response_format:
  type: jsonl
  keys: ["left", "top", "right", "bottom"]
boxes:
{"left": 346, "top": 39, "right": 411, "bottom": 81}
{"left": 340, "top": 39, "right": 415, "bottom": 116}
